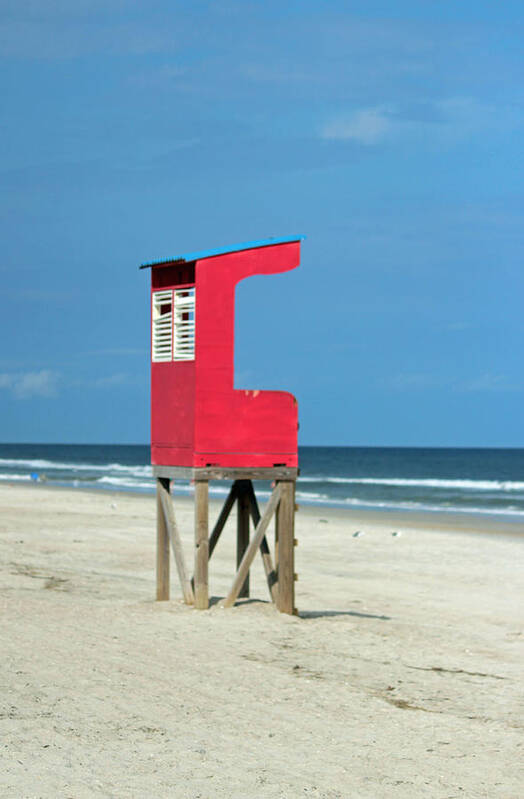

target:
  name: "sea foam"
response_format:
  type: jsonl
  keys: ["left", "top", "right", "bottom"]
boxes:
{"left": 298, "top": 476, "right": 524, "bottom": 492}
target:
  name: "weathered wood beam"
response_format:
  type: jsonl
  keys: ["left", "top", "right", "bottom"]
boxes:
{"left": 223, "top": 484, "right": 281, "bottom": 609}
{"left": 236, "top": 480, "right": 251, "bottom": 598}
{"left": 156, "top": 478, "right": 170, "bottom": 600}
{"left": 157, "top": 477, "right": 194, "bottom": 605}
{"left": 276, "top": 480, "right": 295, "bottom": 615}
{"left": 208, "top": 482, "right": 238, "bottom": 559}
{"left": 190, "top": 481, "right": 238, "bottom": 591}
{"left": 152, "top": 465, "right": 298, "bottom": 481}
{"left": 246, "top": 482, "right": 278, "bottom": 605}
{"left": 194, "top": 480, "right": 209, "bottom": 609}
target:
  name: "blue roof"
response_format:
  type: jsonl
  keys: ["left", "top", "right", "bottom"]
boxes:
{"left": 140, "top": 235, "right": 305, "bottom": 268}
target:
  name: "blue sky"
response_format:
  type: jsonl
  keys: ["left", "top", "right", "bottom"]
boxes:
{"left": 1, "top": 0, "right": 523, "bottom": 446}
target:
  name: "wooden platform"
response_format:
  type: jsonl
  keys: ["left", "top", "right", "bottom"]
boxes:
{"left": 152, "top": 465, "right": 298, "bottom": 481}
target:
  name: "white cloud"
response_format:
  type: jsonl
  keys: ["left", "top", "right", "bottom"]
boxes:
{"left": 0, "top": 369, "right": 59, "bottom": 399}
{"left": 321, "top": 107, "right": 392, "bottom": 145}
{"left": 457, "top": 374, "right": 522, "bottom": 393}
{"left": 320, "top": 96, "right": 523, "bottom": 147}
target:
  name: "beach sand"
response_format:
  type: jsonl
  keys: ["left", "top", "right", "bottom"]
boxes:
{"left": 1, "top": 483, "right": 523, "bottom": 798}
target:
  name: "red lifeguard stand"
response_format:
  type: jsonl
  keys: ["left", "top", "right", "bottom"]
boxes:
{"left": 141, "top": 236, "right": 303, "bottom": 613}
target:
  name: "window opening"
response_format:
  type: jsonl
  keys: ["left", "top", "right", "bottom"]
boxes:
{"left": 152, "top": 287, "right": 195, "bottom": 362}
{"left": 152, "top": 290, "right": 173, "bottom": 362}
{"left": 173, "top": 288, "right": 195, "bottom": 361}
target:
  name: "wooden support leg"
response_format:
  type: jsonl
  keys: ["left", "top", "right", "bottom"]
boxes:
{"left": 157, "top": 477, "right": 194, "bottom": 605}
{"left": 156, "top": 477, "right": 170, "bottom": 600}
{"left": 194, "top": 480, "right": 209, "bottom": 610}
{"left": 236, "top": 480, "right": 251, "bottom": 598}
{"left": 276, "top": 480, "right": 295, "bottom": 615}
{"left": 190, "top": 482, "right": 238, "bottom": 593}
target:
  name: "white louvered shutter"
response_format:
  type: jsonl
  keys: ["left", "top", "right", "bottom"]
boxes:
{"left": 152, "top": 290, "right": 173, "bottom": 362}
{"left": 173, "top": 288, "right": 195, "bottom": 361}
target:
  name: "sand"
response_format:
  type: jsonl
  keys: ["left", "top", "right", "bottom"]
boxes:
{"left": 1, "top": 483, "right": 523, "bottom": 798}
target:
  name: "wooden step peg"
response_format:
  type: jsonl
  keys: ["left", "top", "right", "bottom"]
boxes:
{"left": 294, "top": 503, "right": 299, "bottom": 512}
{"left": 294, "top": 573, "right": 298, "bottom": 582}
{"left": 294, "top": 538, "right": 298, "bottom": 547}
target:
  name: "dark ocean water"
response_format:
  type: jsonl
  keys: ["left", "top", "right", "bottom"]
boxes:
{"left": 1, "top": 443, "right": 524, "bottom": 521}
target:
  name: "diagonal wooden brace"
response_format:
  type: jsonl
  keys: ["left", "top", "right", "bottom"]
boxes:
{"left": 157, "top": 478, "right": 194, "bottom": 605}
{"left": 245, "top": 482, "right": 279, "bottom": 605}
{"left": 209, "top": 481, "right": 238, "bottom": 559}
{"left": 222, "top": 483, "right": 281, "bottom": 608}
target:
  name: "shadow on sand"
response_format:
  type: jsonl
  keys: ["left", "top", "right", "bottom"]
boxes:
{"left": 299, "top": 609, "right": 391, "bottom": 621}
{"left": 208, "top": 596, "right": 391, "bottom": 620}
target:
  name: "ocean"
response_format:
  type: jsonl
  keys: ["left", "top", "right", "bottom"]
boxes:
{"left": 1, "top": 443, "right": 524, "bottom": 521}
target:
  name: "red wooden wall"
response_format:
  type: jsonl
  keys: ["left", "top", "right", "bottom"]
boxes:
{"left": 149, "top": 239, "right": 301, "bottom": 468}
